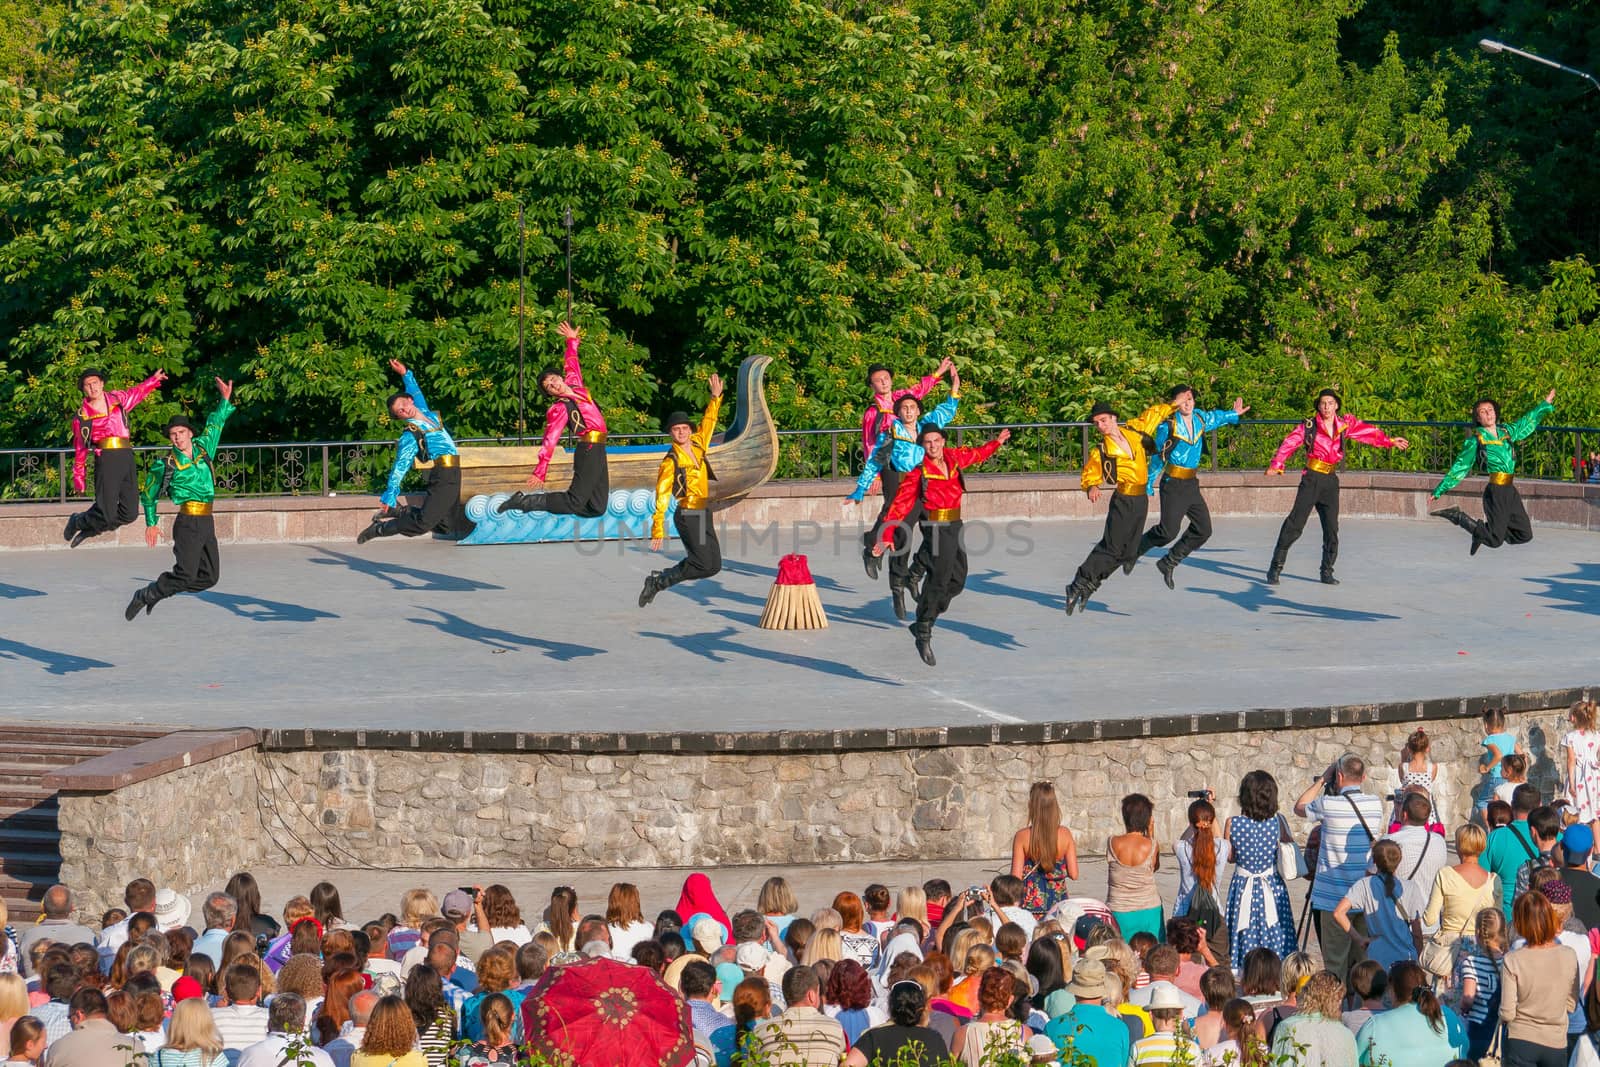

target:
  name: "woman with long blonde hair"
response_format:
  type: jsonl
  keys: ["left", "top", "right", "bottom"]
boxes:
{"left": 149, "top": 998, "right": 227, "bottom": 1066}
{"left": 1010, "top": 782, "right": 1079, "bottom": 917}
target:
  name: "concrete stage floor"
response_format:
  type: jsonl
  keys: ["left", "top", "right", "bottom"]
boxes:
{"left": 1, "top": 517, "right": 1595, "bottom": 731}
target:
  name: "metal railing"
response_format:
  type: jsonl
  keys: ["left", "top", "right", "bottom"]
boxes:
{"left": 4, "top": 420, "right": 1598, "bottom": 502}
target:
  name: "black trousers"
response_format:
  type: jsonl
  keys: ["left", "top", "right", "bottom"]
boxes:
{"left": 1270, "top": 470, "right": 1340, "bottom": 575}
{"left": 661, "top": 508, "right": 721, "bottom": 587}
{"left": 373, "top": 465, "right": 461, "bottom": 538}
{"left": 77, "top": 447, "right": 139, "bottom": 537}
{"left": 864, "top": 468, "right": 903, "bottom": 550}
{"left": 1074, "top": 492, "right": 1148, "bottom": 585}
{"left": 145, "top": 513, "right": 220, "bottom": 603}
{"left": 521, "top": 440, "right": 609, "bottom": 517}
{"left": 913, "top": 520, "right": 968, "bottom": 633}
{"left": 1139, "top": 475, "right": 1212, "bottom": 564}
{"left": 1473, "top": 481, "right": 1534, "bottom": 549}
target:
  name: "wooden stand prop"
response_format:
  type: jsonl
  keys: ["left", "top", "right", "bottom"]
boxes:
{"left": 759, "top": 554, "right": 828, "bottom": 630}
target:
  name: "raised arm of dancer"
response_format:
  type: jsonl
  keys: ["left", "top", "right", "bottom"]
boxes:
{"left": 1506, "top": 392, "right": 1556, "bottom": 442}
{"left": 1343, "top": 417, "right": 1407, "bottom": 451}
{"left": 198, "top": 379, "right": 236, "bottom": 455}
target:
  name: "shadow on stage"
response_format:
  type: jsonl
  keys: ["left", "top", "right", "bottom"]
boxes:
{"left": 408, "top": 607, "right": 605, "bottom": 661}
{"left": 0, "top": 637, "right": 113, "bottom": 675}
{"left": 1179, "top": 558, "right": 1401, "bottom": 622}
{"left": 0, "top": 582, "right": 45, "bottom": 600}
{"left": 304, "top": 546, "right": 503, "bottom": 593}
{"left": 1523, "top": 563, "right": 1600, "bottom": 616}
{"left": 197, "top": 591, "right": 339, "bottom": 623}
{"left": 642, "top": 615, "right": 901, "bottom": 686}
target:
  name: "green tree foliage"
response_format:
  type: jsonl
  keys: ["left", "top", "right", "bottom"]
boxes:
{"left": 0, "top": 0, "right": 1596, "bottom": 453}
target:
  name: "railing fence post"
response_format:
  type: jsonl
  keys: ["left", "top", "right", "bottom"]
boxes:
{"left": 829, "top": 434, "right": 838, "bottom": 480}
{"left": 58, "top": 452, "right": 67, "bottom": 503}
{"left": 321, "top": 445, "right": 330, "bottom": 496}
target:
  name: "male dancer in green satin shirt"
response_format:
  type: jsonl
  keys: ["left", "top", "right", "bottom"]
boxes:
{"left": 1431, "top": 389, "right": 1555, "bottom": 555}
{"left": 126, "top": 377, "right": 236, "bottom": 620}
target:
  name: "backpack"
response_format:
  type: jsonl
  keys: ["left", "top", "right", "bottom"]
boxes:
{"left": 1187, "top": 885, "right": 1225, "bottom": 945}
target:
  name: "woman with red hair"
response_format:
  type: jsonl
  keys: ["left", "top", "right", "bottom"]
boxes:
{"left": 822, "top": 959, "right": 883, "bottom": 1047}
{"left": 833, "top": 893, "right": 878, "bottom": 970}
{"left": 949, "top": 968, "right": 1029, "bottom": 1066}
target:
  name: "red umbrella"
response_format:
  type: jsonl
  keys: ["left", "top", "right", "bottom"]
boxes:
{"left": 520, "top": 956, "right": 698, "bottom": 1067}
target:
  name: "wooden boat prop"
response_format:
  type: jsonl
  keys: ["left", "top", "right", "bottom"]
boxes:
{"left": 422, "top": 354, "right": 779, "bottom": 507}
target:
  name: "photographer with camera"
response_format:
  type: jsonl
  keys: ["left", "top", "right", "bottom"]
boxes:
{"left": 1295, "top": 753, "right": 1385, "bottom": 981}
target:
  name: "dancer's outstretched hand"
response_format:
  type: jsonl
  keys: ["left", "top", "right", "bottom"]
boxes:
{"left": 525, "top": 474, "right": 545, "bottom": 489}
{"left": 997, "top": 429, "right": 1011, "bottom": 445}
{"left": 1393, "top": 437, "right": 1410, "bottom": 450}
{"left": 709, "top": 373, "right": 723, "bottom": 398}
{"left": 558, "top": 322, "right": 579, "bottom": 342}
{"left": 650, "top": 537, "right": 664, "bottom": 552}
{"left": 145, "top": 526, "right": 159, "bottom": 548}
{"left": 1265, "top": 467, "right": 1284, "bottom": 476}
{"left": 1086, "top": 485, "right": 1101, "bottom": 504}
{"left": 215, "top": 378, "right": 234, "bottom": 402}
{"left": 1547, "top": 388, "right": 1557, "bottom": 404}
{"left": 388, "top": 359, "right": 407, "bottom": 376}
{"left": 871, "top": 541, "right": 888, "bottom": 557}
{"left": 153, "top": 369, "right": 170, "bottom": 385}
{"left": 1232, "top": 397, "right": 1249, "bottom": 415}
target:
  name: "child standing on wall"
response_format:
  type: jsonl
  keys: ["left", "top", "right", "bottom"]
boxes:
{"left": 1477, "top": 707, "right": 1522, "bottom": 819}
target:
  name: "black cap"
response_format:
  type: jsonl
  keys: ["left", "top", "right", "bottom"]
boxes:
{"left": 917, "top": 425, "right": 946, "bottom": 446}
{"left": 165, "top": 415, "right": 195, "bottom": 434}
{"left": 865, "top": 364, "right": 892, "bottom": 384}
{"left": 1316, "top": 388, "right": 1342, "bottom": 410}
{"left": 665, "top": 411, "right": 694, "bottom": 430}
{"left": 78, "top": 368, "right": 107, "bottom": 389}
{"left": 1089, "top": 401, "right": 1117, "bottom": 418}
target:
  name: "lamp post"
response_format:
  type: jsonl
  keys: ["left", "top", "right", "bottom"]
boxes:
{"left": 1479, "top": 39, "right": 1600, "bottom": 93}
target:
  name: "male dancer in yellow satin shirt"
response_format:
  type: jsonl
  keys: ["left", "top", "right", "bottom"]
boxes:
{"left": 1064, "top": 398, "right": 1175, "bottom": 615}
{"left": 639, "top": 373, "right": 723, "bottom": 608}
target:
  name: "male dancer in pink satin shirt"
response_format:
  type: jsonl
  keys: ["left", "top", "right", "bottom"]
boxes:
{"left": 65, "top": 367, "right": 168, "bottom": 547}
{"left": 497, "top": 322, "right": 610, "bottom": 517}
{"left": 1265, "top": 389, "right": 1408, "bottom": 585}
{"left": 858, "top": 357, "right": 954, "bottom": 579}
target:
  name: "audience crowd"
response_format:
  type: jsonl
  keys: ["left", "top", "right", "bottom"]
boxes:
{"left": 3, "top": 705, "right": 1600, "bottom": 1066}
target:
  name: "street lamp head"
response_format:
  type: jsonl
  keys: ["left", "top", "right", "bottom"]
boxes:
{"left": 1479, "top": 39, "right": 1505, "bottom": 55}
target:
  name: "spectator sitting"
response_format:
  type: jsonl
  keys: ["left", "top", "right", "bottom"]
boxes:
{"left": 862, "top": 885, "right": 896, "bottom": 941}
{"left": 325, "top": 989, "right": 379, "bottom": 1067}
{"left": 18, "top": 888, "right": 96, "bottom": 979}
{"left": 1353, "top": 962, "right": 1466, "bottom": 1065}
{"left": 758, "top": 877, "right": 801, "bottom": 942}
{"left": 95, "top": 879, "right": 156, "bottom": 972}
{"left": 460, "top": 948, "right": 524, "bottom": 1044}
{"left": 4, "top": 1015, "right": 45, "bottom": 1064}
{"left": 237, "top": 992, "right": 333, "bottom": 1067}
{"left": 748, "top": 964, "right": 846, "bottom": 1066}
{"left": 1191, "top": 966, "right": 1235, "bottom": 1049}
{"left": 821, "top": 958, "right": 882, "bottom": 1046}
{"left": 39, "top": 987, "right": 136, "bottom": 1067}
{"left": 709, "top": 976, "right": 771, "bottom": 1067}
{"left": 1268, "top": 971, "right": 1357, "bottom": 1066}
{"left": 354, "top": 995, "right": 425, "bottom": 1067}
{"left": 1044, "top": 958, "right": 1127, "bottom": 1067}
{"left": 680, "top": 961, "right": 729, "bottom": 1043}
{"left": 1129, "top": 982, "right": 1201, "bottom": 1066}
{"left": 1340, "top": 960, "right": 1386, "bottom": 1035}
{"left": 31, "top": 964, "right": 77, "bottom": 1047}
{"left": 212, "top": 961, "right": 269, "bottom": 1051}
{"left": 192, "top": 892, "right": 238, "bottom": 971}
{"left": 1128, "top": 946, "right": 1201, "bottom": 1017}
{"left": 149, "top": 997, "right": 228, "bottom": 1066}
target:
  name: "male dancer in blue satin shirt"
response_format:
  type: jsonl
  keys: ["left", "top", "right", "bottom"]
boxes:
{"left": 358, "top": 359, "right": 461, "bottom": 543}
{"left": 1133, "top": 384, "right": 1248, "bottom": 589}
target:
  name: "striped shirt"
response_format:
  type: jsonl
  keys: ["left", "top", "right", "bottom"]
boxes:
{"left": 1131, "top": 1032, "right": 1205, "bottom": 1065}
{"left": 419, "top": 1007, "right": 454, "bottom": 1066}
{"left": 1306, "top": 789, "right": 1386, "bottom": 910}
{"left": 1453, "top": 945, "right": 1501, "bottom": 1024}
{"left": 212, "top": 1003, "right": 270, "bottom": 1049}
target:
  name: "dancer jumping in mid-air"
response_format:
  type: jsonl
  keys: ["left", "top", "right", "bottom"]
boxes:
{"left": 1265, "top": 389, "right": 1408, "bottom": 585}
{"left": 1431, "top": 390, "right": 1556, "bottom": 554}
{"left": 1136, "top": 385, "right": 1248, "bottom": 589}
{"left": 1063, "top": 398, "right": 1175, "bottom": 615}
{"left": 858, "top": 358, "right": 955, "bottom": 578}
{"left": 845, "top": 369, "right": 961, "bottom": 619}
{"left": 639, "top": 374, "right": 724, "bottom": 608}
{"left": 496, "top": 322, "right": 610, "bottom": 518}
{"left": 358, "top": 360, "right": 460, "bottom": 544}
{"left": 873, "top": 425, "right": 1010, "bottom": 666}
{"left": 65, "top": 367, "right": 168, "bottom": 547}
{"left": 126, "top": 378, "right": 235, "bottom": 620}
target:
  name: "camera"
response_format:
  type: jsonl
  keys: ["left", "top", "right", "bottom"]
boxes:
{"left": 968, "top": 885, "right": 985, "bottom": 897}
{"left": 1186, "top": 789, "right": 1210, "bottom": 799}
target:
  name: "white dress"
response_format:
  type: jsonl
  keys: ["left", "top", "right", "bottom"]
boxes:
{"left": 1564, "top": 730, "right": 1600, "bottom": 821}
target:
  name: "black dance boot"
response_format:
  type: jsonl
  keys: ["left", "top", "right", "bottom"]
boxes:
{"left": 496, "top": 492, "right": 530, "bottom": 514}
{"left": 910, "top": 622, "right": 936, "bottom": 667}
{"left": 891, "top": 585, "right": 909, "bottom": 621}
{"left": 1157, "top": 555, "right": 1177, "bottom": 590}
{"left": 124, "top": 586, "right": 156, "bottom": 622}
{"left": 638, "top": 571, "right": 665, "bottom": 608}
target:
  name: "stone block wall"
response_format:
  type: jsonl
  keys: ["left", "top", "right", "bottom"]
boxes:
{"left": 51, "top": 701, "right": 1582, "bottom": 912}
